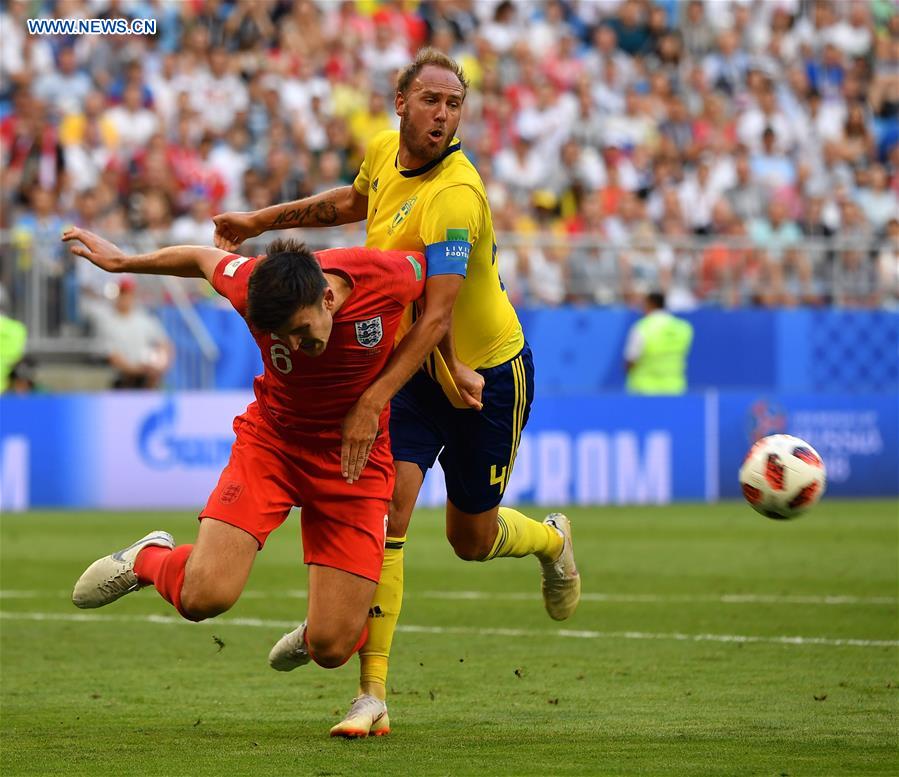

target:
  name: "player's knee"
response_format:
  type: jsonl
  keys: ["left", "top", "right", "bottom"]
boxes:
{"left": 179, "top": 582, "right": 238, "bottom": 621}
{"left": 446, "top": 528, "right": 493, "bottom": 562}
{"left": 306, "top": 630, "right": 355, "bottom": 669}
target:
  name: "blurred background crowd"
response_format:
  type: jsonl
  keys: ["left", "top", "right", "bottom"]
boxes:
{"left": 1, "top": 0, "right": 898, "bottom": 388}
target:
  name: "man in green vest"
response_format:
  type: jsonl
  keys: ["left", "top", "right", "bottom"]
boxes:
{"left": 625, "top": 291, "right": 693, "bottom": 395}
{"left": 0, "top": 285, "right": 28, "bottom": 394}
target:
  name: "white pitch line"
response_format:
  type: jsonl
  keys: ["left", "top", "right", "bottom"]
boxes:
{"left": 1, "top": 589, "right": 895, "bottom": 606}
{"left": 1, "top": 611, "right": 896, "bottom": 649}
{"left": 416, "top": 591, "right": 899, "bottom": 606}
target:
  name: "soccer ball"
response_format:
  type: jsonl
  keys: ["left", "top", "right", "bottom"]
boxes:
{"left": 739, "top": 434, "right": 826, "bottom": 520}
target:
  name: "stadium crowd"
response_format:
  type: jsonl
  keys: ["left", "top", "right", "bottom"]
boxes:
{"left": 1, "top": 0, "right": 898, "bottom": 323}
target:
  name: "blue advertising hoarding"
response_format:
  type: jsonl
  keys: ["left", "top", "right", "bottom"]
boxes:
{"left": 1, "top": 391, "right": 895, "bottom": 511}
{"left": 418, "top": 394, "right": 708, "bottom": 507}
{"left": 717, "top": 393, "right": 899, "bottom": 499}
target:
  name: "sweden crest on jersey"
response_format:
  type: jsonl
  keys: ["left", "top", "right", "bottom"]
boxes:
{"left": 388, "top": 196, "right": 417, "bottom": 235}
{"left": 355, "top": 316, "right": 383, "bottom": 348}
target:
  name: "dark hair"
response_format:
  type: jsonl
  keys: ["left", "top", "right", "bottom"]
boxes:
{"left": 396, "top": 47, "right": 469, "bottom": 100}
{"left": 647, "top": 291, "right": 666, "bottom": 310}
{"left": 246, "top": 239, "right": 326, "bottom": 333}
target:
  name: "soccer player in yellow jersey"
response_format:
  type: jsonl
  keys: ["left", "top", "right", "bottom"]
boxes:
{"left": 213, "top": 48, "right": 580, "bottom": 738}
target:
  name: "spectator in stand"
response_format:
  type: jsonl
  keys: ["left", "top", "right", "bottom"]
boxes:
{"left": 5, "top": 99, "right": 67, "bottom": 206}
{"left": 678, "top": 157, "right": 721, "bottom": 234}
{"left": 208, "top": 125, "right": 252, "bottom": 212}
{"left": 223, "top": 0, "right": 276, "bottom": 54}
{"left": 94, "top": 278, "right": 173, "bottom": 389}
{"left": 526, "top": 230, "right": 569, "bottom": 307}
{"left": 831, "top": 197, "right": 877, "bottom": 307}
{"left": 660, "top": 95, "right": 694, "bottom": 154}
{"left": 63, "top": 98, "right": 117, "bottom": 195}
{"left": 103, "top": 82, "right": 159, "bottom": 157}
{"left": 801, "top": 197, "right": 834, "bottom": 239}
{"left": 608, "top": 0, "right": 651, "bottom": 57}
{"left": 701, "top": 200, "right": 763, "bottom": 306}
{"left": 750, "top": 199, "right": 813, "bottom": 306}
{"left": 680, "top": 0, "right": 715, "bottom": 60}
{"left": 604, "top": 88, "right": 656, "bottom": 150}
{"left": 361, "top": 12, "right": 413, "bottom": 95}
{"left": 516, "top": 78, "right": 577, "bottom": 159}
{"left": 827, "top": 2, "right": 873, "bottom": 59}
{"left": 5, "top": 0, "right": 897, "bottom": 313}
{"left": 33, "top": 46, "right": 92, "bottom": 118}
{"left": 856, "top": 165, "right": 897, "bottom": 232}
{"left": 193, "top": 47, "right": 249, "bottom": 136}
{"left": 171, "top": 198, "right": 216, "bottom": 246}
{"left": 312, "top": 150, "right": 351, "bottom": 194}
{"left": 584, "top": 21, "right": 634, "bottom": 90}
{"left": 565, "top": 189, "right": 615, "bottom": 306}
{"left": 838, "top": 102, "right": 876, "bottom": 166}
{"left": 480, "top": 1, "right": 522, "bottom": 56}
{"left": 704, "top": 29, "right": 748, "bottom": 97}
{"left": 806, "top": 42, "right": 846, "bottom": 102}
{"left": 619, "top": 218, "right": 670, "bottom": 306}
{"left": 869, "top": 37, "right": 899, "bottom": 145}
{"left": 833, "top": 248, "right": 880, "bottom": 310}
{"left": 348, "top": 90, "right": 396, "bottom": 151}
{"left": 545, "top": 138, "right": 605, "bottom": 216}
{"left": 878, "top": 219, "right": 899, "bottom": 309}
{"left": 494, "top": 132, "right": 546, "bottom": 205}
{"left": 738, "top": 82, "right": 795, "bottom": 153}
{"left": 751, "top": 126, "right": 797, "bottom": 191}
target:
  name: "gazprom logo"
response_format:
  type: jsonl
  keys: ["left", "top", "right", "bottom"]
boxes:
{"left": 138, "top": 399, "right": 232, "bottom": 470}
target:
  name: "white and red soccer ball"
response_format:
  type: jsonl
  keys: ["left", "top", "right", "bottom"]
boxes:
{"left": 739, "top": 434, "right": 827, "bottom": 520}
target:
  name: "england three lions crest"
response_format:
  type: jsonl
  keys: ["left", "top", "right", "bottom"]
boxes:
{"left": 355, "top": 316, "right": 383, "bottom": 348}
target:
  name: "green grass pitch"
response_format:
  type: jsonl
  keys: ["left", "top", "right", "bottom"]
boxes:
{"left": 1, "top": 502, "right": 897, "bottom": 776}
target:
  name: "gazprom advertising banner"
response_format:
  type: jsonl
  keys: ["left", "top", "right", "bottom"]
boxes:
{"left": 1, "top": 392, "right": 896, "bottom": 511}
{"left": 418, "top": 395, "right": 708, "bottom": 507}
{"left": 0, "top": 393, "right": 251, "bottom": 511}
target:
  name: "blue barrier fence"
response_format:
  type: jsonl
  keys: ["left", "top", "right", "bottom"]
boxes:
{"left": 1, "top": 391, "right": 895, "bottom": 511}
{"left": 164, "top": 305, "right": 899, "bottom": 394}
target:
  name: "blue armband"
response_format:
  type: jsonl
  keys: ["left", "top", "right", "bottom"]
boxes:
{"left": 425, "top": 241, "right": 471, "bottom": 277}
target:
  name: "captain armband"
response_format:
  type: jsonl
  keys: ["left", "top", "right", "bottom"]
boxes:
{"left": 424, "top": 241, "right": 471, "bottom": 277}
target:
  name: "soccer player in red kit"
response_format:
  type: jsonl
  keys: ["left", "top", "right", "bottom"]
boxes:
{"left": 64, "top": 227, "right": 425, "bottom": 690}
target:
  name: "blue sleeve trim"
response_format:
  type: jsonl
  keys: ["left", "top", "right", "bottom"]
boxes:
{"left": 425, "top": 241, "right": 470, "bottom": 277}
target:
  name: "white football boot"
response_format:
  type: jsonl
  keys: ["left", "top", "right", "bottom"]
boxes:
{"left": 330, "top": 694, "right": 390, "bottom": 738}
{"left": 540, "top": 513, "right": 581, "bottom": 621}
{"left": 72, "top": 531, "right": 174, "bottom": 609}
{"left": 268, "top": 621, "right": 311, "bottom": 671}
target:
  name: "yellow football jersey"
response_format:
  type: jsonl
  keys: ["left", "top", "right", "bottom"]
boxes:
{"left": 353, "top": 130, "right": 524, "bottom": 408}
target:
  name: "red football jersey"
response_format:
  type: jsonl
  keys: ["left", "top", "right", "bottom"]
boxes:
{"left": 213, "top": 246, "right": 426, "bottom": 445}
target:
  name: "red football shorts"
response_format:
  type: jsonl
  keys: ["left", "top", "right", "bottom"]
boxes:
{"left": 201, "top": 403, "right": 394, "bottom": 583}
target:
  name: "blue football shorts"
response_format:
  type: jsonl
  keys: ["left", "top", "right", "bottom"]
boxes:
{"left": 389, "top": 343, "right": 535, "bottom": 514}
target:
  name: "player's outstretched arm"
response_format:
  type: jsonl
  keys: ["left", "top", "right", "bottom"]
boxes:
{"left": 212, "top": 186, "right": 369, "bottom": 252}
{"left": 62, "top": 227, "right": 229, "bottom": 284}
{"left": 341, "top": 274, "right": 462, "bottom": 483}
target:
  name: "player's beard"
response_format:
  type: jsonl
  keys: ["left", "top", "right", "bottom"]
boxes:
{"left": 399, "top": 115, "right": 452, "bottom": 165}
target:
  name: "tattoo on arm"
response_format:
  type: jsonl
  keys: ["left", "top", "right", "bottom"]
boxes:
{"left": 269, "top": 199, "right": 340, "bottom": 228}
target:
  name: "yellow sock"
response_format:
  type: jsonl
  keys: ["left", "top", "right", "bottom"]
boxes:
{"left": 485, "top": 507, "right": 562, "bottom": 563}
{"left": 359, "top": 536, "right": 405, "bottom": 701}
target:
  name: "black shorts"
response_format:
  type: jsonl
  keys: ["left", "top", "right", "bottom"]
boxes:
{"left": 390, "top": 343, "right": 535, "bottom": 514}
